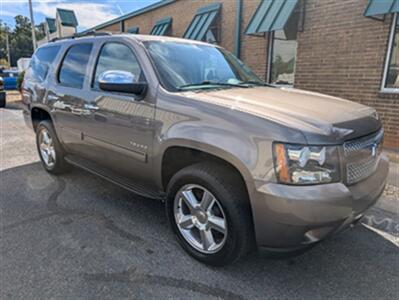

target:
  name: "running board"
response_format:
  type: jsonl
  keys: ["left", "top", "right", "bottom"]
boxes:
{"left": 65, "top": 154, "right": 165, "bottom": 201}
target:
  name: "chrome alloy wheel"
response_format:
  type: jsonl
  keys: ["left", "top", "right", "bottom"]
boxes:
{"left": 174, "top": 184, "right": 227, "bottom": 254}
{"left": 38, "top": 128, "right": 56, "bottom": 168}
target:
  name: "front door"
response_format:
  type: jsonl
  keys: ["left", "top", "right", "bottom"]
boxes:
{"left": 79, "top": 42, "right": 156, "bottom": 184}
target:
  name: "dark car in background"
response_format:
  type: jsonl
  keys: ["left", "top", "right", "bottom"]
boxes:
{"left": 0, "top": 76, "right": 6, "bottom": 107}
{"left": 1, "top": 70, "right": 19, "bottom": 90}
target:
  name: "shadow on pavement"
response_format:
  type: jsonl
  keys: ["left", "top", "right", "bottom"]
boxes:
{"left": 1, "top": 162, "right": 398, "bottom": 299}
{"left": 1, "top": 101, "right": 23, "bottom": 110}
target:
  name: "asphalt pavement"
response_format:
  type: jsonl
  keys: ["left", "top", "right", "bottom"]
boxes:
{"left": 1, "top": 100, "right": 398, "bottom": 299}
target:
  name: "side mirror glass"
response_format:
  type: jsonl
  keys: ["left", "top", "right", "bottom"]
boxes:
{"left": 98, "top": 70, "right": 147, "bottom": 95}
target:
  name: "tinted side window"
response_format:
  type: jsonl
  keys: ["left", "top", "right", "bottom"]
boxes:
{"left": 25, "top": 45, "right": 61, "bottom": 82}
{"left": 93, "top": 43, "right": 143, "bottom": 89}
{"left": 59, "top": 43, "right": 93, "bottom": 88}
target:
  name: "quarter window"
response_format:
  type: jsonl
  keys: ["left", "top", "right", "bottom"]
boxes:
{"left": 93, "top": 43, "right": 143, "bottom": 89}
{"left": 59, "top": 43, "right": 93, "bottom": 89}
{"left": 268, "top": 8, "right": 300, "bottom": 86}
{"left": 25, "top": 45, "right": 61, "bottom": 82}
{"left": 383, "top": 13, "right": 399, "bottom": 90}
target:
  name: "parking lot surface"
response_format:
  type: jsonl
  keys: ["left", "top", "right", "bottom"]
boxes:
{"left": 1, "top": 100, "right": 398, "bottom": 299}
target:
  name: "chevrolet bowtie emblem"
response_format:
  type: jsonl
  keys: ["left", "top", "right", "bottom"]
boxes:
{"left": 371, "top": 142, "right": 377, "bottom": 157}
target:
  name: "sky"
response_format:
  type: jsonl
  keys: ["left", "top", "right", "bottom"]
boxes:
{"left": 0, "top": 0, "right": 160, "bottom": 32}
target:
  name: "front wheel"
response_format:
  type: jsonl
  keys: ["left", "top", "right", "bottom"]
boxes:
{"left": 166, "top": 163, "right": 254, "bottom": 266}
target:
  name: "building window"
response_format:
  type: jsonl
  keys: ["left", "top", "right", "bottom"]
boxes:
{"left": 268, "top": 8, "right": 300, "bottom": 86}
{"left": 205, "top": 17, "right": 220, "bottom": 44}
{"left": 183, "top": 3, "right": 221, "bottom": 44}
{"left": 382, "top": 13, "right": 399, "bottom": 92}
{"left": 150, "top": 17, "right": 172, "bottom": 36}
{"left": 128, "top": 27, "right": 139, "bottom": 34}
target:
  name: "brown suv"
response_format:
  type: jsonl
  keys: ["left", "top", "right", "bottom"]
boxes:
{"left": 22, "top": 34, "right": 389, "bottom": 266}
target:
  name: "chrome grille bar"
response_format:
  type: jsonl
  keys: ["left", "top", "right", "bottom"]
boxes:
{"left": 343, "top": 129, "right": 383, "bottom": 185}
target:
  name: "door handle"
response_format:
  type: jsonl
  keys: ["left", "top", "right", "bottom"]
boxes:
{"left": 84, "top": 104, "right": 99, "bottom": 111}
{"left": 47, "top": 94, "right": 59, "bottom": 101}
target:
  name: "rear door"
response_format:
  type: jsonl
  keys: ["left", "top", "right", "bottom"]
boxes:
{"left": 79, "top": 41, "right": 156, "bottom": 183}
{"left": 50, "top": 43, "right": 94, "bottom": 153}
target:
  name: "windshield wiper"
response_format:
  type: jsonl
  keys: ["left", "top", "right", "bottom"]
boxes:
{"left": 177, "top": 81, "right": 249, "bottom": 91}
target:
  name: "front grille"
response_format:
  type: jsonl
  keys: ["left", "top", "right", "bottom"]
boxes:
{"left": 344, "top": 129, "right": 383, "bottom": 185}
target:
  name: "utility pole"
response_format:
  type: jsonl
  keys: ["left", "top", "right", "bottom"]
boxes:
{"left": 28, "top": 0, "right": 37, "bottom": 50}
{"left": 5, "top": 28, "right": 11, "bottom": 67}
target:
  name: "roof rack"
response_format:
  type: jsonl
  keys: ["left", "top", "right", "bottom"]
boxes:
{"left": 76, "top": 31, "right": 111, "bottom": 38}
{"left": 49, "top": 31, "right": 111, "bottom": 43}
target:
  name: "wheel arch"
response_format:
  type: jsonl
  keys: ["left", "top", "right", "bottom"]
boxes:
{"left": 158, "top": 139, "right": 254, "bottom": 193}
{"left": 31, "top": 105, "right": 53, "bottom": 131}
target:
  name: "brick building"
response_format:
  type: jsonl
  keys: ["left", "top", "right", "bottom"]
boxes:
{"left": 81, "top": 0, "right": 399, "bottom": 149}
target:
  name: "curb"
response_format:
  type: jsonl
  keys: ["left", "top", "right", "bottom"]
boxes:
{"left": 385, "top": 150, "right": 399, "bottom": 164}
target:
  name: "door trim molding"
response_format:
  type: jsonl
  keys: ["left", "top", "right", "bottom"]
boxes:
{"left": 83, "top": 134, "right": 147, "bottom": 163}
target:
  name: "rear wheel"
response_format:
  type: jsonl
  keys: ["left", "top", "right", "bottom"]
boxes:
{"left": 166, "top": 163, "right": 254, "bottom": 266}
{"left": 36, "top": 120, "right": 69, "bottom": 174}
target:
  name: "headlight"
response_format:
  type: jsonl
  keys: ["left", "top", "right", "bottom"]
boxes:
{"left": 273, "top": 143, "right": 340, "bottom": 185}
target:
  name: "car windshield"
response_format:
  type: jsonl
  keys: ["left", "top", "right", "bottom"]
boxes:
{"left": 144, "top": 41, "right": 266, "bottom": 92}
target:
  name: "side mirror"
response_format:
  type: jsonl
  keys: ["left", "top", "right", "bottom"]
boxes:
{"left": 98, "top": 70, "right": 147, "bottom": 95}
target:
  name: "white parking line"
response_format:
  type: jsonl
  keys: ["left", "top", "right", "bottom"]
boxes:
{"left": 362, "top": 223, "right": 399, "bottom": 247}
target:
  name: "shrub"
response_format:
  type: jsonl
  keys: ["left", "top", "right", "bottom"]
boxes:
{"left": 17, "top": 70, "right": 25, "bottom": 91}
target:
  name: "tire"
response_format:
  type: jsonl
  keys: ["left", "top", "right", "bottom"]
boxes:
{"left": 36, "top": 120, "right": 69, "bottom": 174}
{"left": 166, "top": 162, "right": 254, "bottom": 266}
{"left": 0, "top": 92, "right": 6, "bottom": 108}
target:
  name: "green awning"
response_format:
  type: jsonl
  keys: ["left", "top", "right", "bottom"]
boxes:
{"left": 57, "top": 8, "right": 78, "bottom": 27}
{"left": 46, "top": 18, "right": 56, "bottom": 33}
{"left": 364, "top": 0, "right": 399, "bottom": 17}
{"left": 245, "top": 0, "right": 298, "bottom": 34}
{"left": 128, "top": 26, "right": 139, "bottom": 34}
{"left": 183, "top": 3, "right": 221, "bottom": 40}
{"left": 150, "top": 17, "right": 172, "bottom": 36}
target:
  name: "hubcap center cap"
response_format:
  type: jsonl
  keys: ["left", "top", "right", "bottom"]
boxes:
{"left": 195, "top": 211, "right": 208, "bottom": 224}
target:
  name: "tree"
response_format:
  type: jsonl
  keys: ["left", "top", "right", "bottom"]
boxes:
{"left": 17, "top": 70, "right": 25, "bottom": 91}
{"left": 0, "top": 58, "right": 8, "bottom": 68}
{"left": 0, "top": 20, "right": 10, "bottom": 67}
{"left": 0, "top": 15, "right": 45, "bottom": 67}
{"left": 9, "top": 15, "right": 34, "bottom": 66}
{"left": 36, "top": 23, "right": 45, "bottom": 41}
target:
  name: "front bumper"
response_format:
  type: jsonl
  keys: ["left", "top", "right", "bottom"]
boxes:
{"left": 250, "top": 154, "right": 389, "bottom": 249}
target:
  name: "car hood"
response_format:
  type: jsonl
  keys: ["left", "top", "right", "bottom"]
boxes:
{"left": 185, "top": 86, "right": 381, "bottom": 144}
